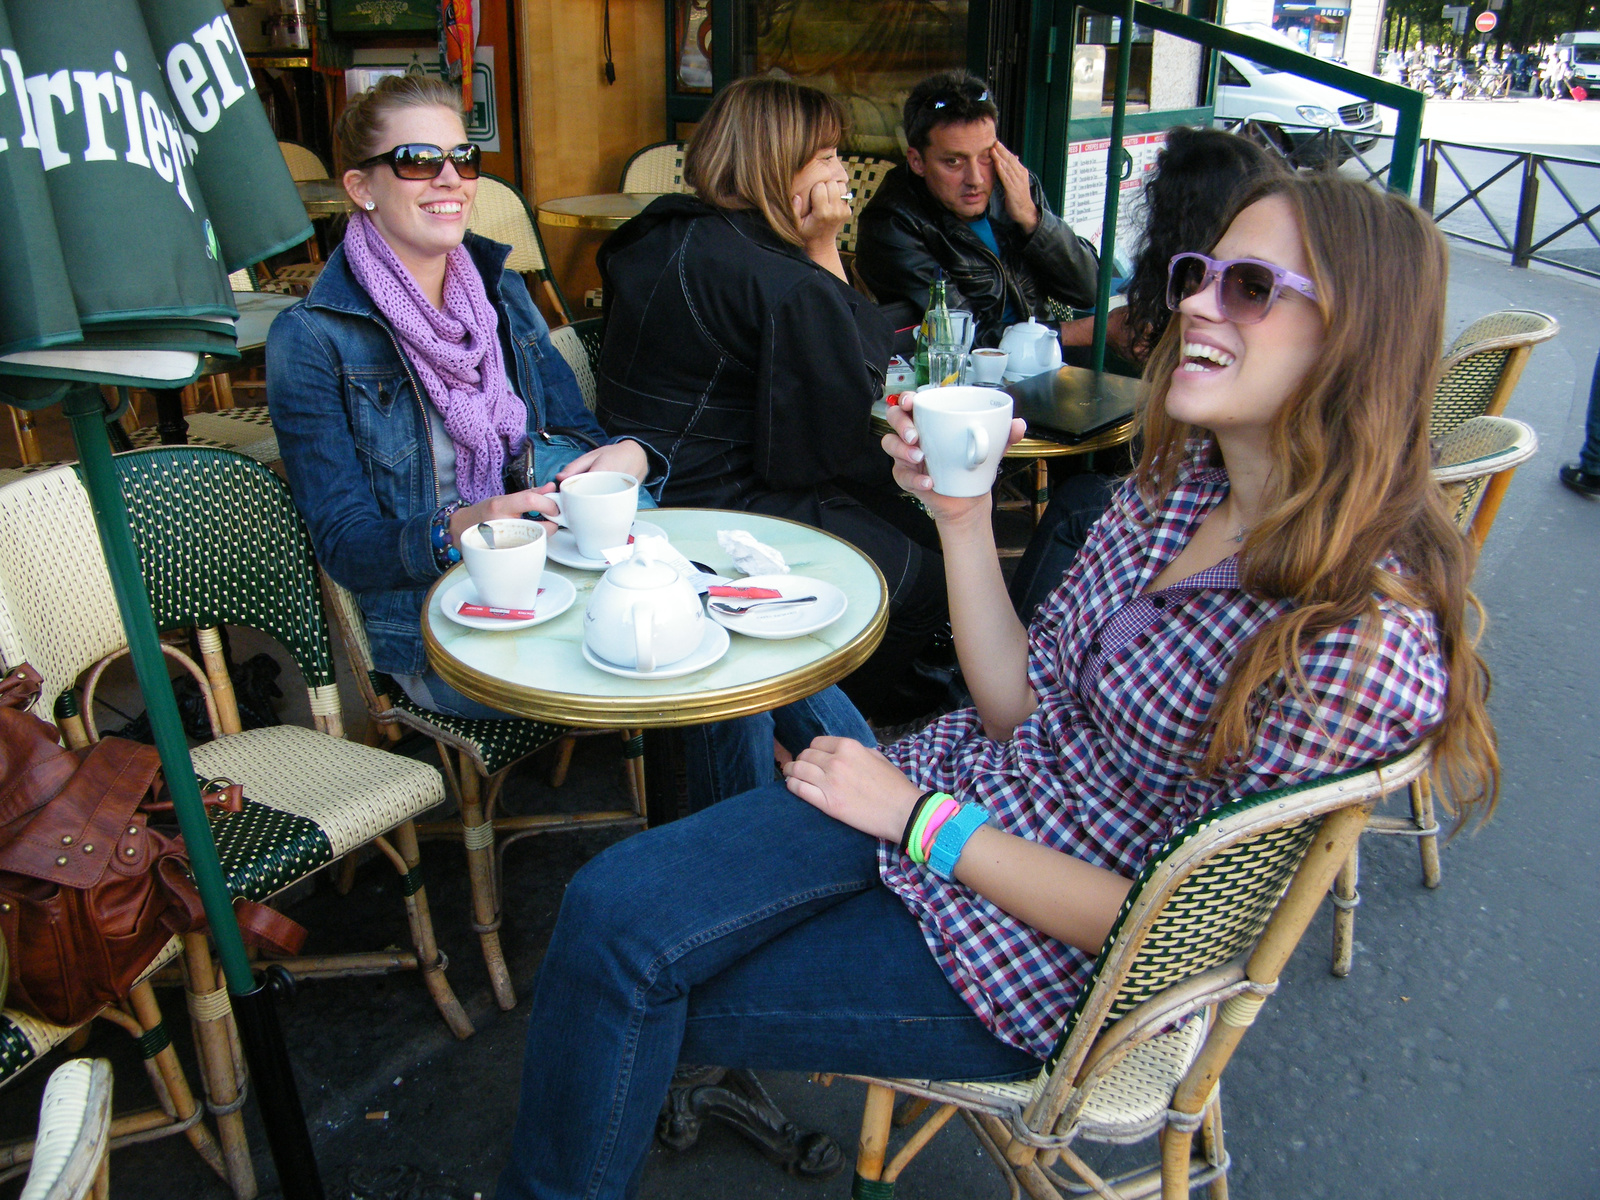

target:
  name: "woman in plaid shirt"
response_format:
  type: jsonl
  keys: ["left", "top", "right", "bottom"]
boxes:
{"left": 498, "top": 174, "right": 1498, "bottom": 1200}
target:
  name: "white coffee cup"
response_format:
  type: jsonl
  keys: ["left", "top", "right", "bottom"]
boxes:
{"left": 461, "top": 519, "right": 547, "bottom": 609}
{"left": 912, "top": 387, "right": 1014, "bottom": 498}
{"left": 550, "top": 471, "right": 639, "bottom": 560}
{"left": 968, "top": 347, "right": 1009, "bottom": 386}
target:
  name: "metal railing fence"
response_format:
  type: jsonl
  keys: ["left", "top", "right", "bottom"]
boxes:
{"left": 1214, "top": 122, "right": 1600, "bottom": 284}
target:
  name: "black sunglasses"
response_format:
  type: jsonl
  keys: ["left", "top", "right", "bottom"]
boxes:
{"left": 356, "top": 142, "right": 481, "bottom": 180}
{"left": 921, "top": 85, "right": 990, "bottom": 112}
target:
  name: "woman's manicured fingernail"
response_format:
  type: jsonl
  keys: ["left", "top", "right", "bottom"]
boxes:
{"left": 911, "top": 449, "right": 924, "bottom": 463}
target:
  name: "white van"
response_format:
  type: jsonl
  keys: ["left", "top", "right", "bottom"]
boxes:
{"left": 1213, "top": 23, "right": 1384, "bottom": 160}
{"left": 1557, "top": 32, "right": 1600, "bottom": 94}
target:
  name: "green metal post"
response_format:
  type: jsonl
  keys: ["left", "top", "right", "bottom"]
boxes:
{"left": 1090, "top": 0, "right": 1135, "bottom": 373}
{"left": 60, "top": 384, "right": 325, "bottom": 1200}
{"left": 62, "top": 385, "right": 255, "bottom": 991}
{"left": 1388, "top": 95, "right": 1424, "bottom": 195}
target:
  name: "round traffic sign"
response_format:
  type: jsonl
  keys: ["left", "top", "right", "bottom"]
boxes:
{"left": 1475, "top": 10, "right": 1497, "bottom": 33}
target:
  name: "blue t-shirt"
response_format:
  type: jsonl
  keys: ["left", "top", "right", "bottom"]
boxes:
{"left": 965, "top": 216, "right": 1019, "bottom": 326}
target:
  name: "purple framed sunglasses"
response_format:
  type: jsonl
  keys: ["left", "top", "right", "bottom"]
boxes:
{"left": 1166, "top": 252, "right": 1319, "bottom": 324}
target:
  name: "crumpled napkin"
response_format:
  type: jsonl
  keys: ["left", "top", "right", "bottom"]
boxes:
{"left": 717, "top": 529, "right": 790, "bottom": 576}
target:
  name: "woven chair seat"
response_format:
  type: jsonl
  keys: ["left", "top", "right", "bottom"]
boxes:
{"left": 190, "top": 725, "right": 445, "bottom": 860}
{"left": 381, "top": 687, "right": 568, "bottom": 776}
{"left": 127, "top": 411, "right": 279, "bottom": 464}
{"left": 0, "top": 940, "right": 181, "bottom": 1090}
{"left": 862, "top": 1013, "right": 1207, "bottom": 1146}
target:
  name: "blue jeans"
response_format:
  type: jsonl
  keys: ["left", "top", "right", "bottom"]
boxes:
{"left": 495, "top": 690, "right": 1039, "bottom": 1200}
{"left": 1578, "top": 352, "right": 1600, "bottom": 473}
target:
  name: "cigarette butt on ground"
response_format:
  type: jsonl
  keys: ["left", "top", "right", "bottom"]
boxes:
{"left": 366, "top": 1111, "right": 389, "bottom": 1121}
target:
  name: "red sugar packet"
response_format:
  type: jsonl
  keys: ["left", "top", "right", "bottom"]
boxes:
{"left": 706, "top": 586, "right": 783, "bottom": 599}
{"left": 460, "top": 589, "right": 545, "bottom": 620}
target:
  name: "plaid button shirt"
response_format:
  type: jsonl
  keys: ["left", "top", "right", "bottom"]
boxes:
{"left": 880, "top": 446, "right": 1448, "bottom": 1058}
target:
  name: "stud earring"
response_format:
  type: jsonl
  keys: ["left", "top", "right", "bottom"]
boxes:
{"left": 364, "top": 201, "right": 375, "bottom": 211}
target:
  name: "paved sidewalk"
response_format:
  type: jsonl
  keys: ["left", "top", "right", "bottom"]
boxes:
{"left": 3, "top": 241, "right": 1595, "bottom": 1200}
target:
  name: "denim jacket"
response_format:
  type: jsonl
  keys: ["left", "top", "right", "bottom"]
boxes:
{"left": 267, "top": 232, "right": 663, "bottom": 675}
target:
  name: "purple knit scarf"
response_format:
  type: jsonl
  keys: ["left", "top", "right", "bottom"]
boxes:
{"left": 343, "top": 212, "right": 525, "bottom": 504}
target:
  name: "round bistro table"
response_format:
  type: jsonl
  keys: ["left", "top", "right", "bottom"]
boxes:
{"left": 534, "top": 192, "right": 665, "bottom": 231}
{"left": 423, "top": 507, "right": 887, "bottom": 1179}
{"left": 422, "top": 507, "right": 888, "bottom": 729}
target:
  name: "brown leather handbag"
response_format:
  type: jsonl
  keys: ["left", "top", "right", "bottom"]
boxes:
{"left": 0, "top": 663, "right": 304, "bottom": 1027}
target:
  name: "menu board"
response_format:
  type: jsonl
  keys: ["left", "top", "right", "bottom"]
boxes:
{"left": 1062, "top": 131, "right": 1168, "bottom": 256}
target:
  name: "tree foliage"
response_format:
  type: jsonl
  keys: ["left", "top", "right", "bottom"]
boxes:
{"left": 1383, "top": 0, "right": 1600, "bottom": 53}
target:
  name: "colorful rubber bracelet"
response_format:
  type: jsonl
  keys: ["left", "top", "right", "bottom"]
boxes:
{"left": 906, "top": 792, "right": 953, "bottom": 865}
{"left": 898, "top": 791, "right": 939, "bottom": 858}
{"left": 928, "top": 803, "right": 992, "bottom": 881}
{"left": 919, "top": 797, "right": 961, "bottom": 860}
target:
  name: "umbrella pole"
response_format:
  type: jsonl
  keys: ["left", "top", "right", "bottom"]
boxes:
{"left": 61, "top": 384, "right": 326, "bottom": 1200}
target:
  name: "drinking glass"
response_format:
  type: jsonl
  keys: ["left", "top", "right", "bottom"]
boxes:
{"left": 947, "top": 310, "right": 975, "bottom": 354}
{"left": 928, "top": 343, "right": 967, "bottom": 387}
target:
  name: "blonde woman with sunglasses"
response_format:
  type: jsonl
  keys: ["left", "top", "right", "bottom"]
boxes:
{"left": 267, "top": 75, "right": 659, "bottom": 719}
{"left": 494, "top": 173, "right": 1496, "bottom": 1199}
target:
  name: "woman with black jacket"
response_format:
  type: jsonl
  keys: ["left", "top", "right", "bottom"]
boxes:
{"left": 595, "top": 77, "right": 947, "bottom": 722}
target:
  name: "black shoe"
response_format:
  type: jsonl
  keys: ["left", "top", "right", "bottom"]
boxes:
{"left": 1559, "top": 463, "right": 1600, "bottom": 497}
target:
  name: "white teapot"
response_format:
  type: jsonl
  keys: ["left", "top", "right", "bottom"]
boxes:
{"left": 583, "top": 547, "right": 705, "bottom": 672}
{"left": 998, "top": 317, "right": 1063, "bottom": 378}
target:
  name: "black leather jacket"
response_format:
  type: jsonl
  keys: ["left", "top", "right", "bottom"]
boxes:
{"left": 855, "top": 164, "right": 1099, "bottom": 348}
{"left": 595, "top": 195, "right": 894, "bottom": 509}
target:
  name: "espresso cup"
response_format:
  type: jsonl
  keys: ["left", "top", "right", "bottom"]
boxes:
{"left": 911, "top": 387, "right": 1014, "bottom": 498}
{"left": 968, "top": 347, "right": 1009, "bottom": 386}
{"left": 461, "top": 519, "right": 547, "bottom": 609}
{"left": 551, "top": 471, "right": 639, "bottom": 560}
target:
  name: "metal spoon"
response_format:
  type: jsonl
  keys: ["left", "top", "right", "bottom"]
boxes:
{"left": 477, "top": 521, "right": 496, "bottom": 548}
{"left": 709, "top": 596, "right": 817, "bottom": 616}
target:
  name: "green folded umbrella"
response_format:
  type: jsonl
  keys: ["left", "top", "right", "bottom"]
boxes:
{"left": 139, "top": 0, "right": 313, "bottom": 273}
{"left": 0, "top": 0, "right": 81, "bottom": 357}
{"left": 4, "top": 0, "right": 237, "bottom": 342}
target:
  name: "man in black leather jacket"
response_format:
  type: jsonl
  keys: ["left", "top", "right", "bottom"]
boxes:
{"left": 856, "top": 71, "right": 1100, "bottom": 349}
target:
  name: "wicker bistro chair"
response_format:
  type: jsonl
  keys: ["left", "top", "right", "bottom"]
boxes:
{"left": 619, "top": 141, "right": 691, "bottom": 194}
{"left": 262, "top": 142, "right": 332, "bottom": 295}
{"left": 0, "top": 942, "right": 250, "bottom": 1198}
{"left": 466, "top": 173, "right": 575, "bottom": 324}
{"left": 837, "top": 155, "right": 895, "bottom": 259}
{"left": 0, "top": 452, "right": 475, "bottom": 1041}
{"left": 1430, "top": 309, "right": 1558, "bottom": 440}
{"left": 15, "top": 1059, "right": 113, "bottom": 1200}
{"left": 548, "top": 318, "right": 604, "bottom": 410}
{"left": 320, "top": 572, "right": 647, "bottom": 1009}
{"left": 843, "top": 745, "right": 1431, "bottom": 1200}
{"left": 1327, "top": 416, "right": 1538, "bottom": 975}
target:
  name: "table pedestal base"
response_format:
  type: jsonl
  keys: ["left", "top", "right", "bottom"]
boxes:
{"left": 659, "top": 1065, "right": 844, "bottom": 1178}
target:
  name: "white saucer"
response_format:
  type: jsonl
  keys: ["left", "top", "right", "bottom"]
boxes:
{"left": 440, "top": 572, "right": 576, "bottom": 631}
{"left": 547, "top": 519, "right": 668, "bottom": 570}
{"left": 705, "top": 574, "right": 847, "bottom": 640}
{"left": 581, "top": 619, "right": 730, "bottom": 680}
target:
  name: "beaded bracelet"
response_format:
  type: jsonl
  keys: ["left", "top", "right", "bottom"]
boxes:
{"left": 928, "top": 803, "right": 992, "bottom": 881}
{"left": 430, "top": 501, "right": 463, "bottom": 572}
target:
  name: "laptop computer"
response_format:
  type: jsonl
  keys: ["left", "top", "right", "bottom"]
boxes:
{"left": 1007, "top": 366, "right": 1143, "bottom": 445}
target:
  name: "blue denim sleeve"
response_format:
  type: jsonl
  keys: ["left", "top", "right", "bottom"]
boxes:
{"left": 266, "top": 306, "right": 439, "bottom": 592}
